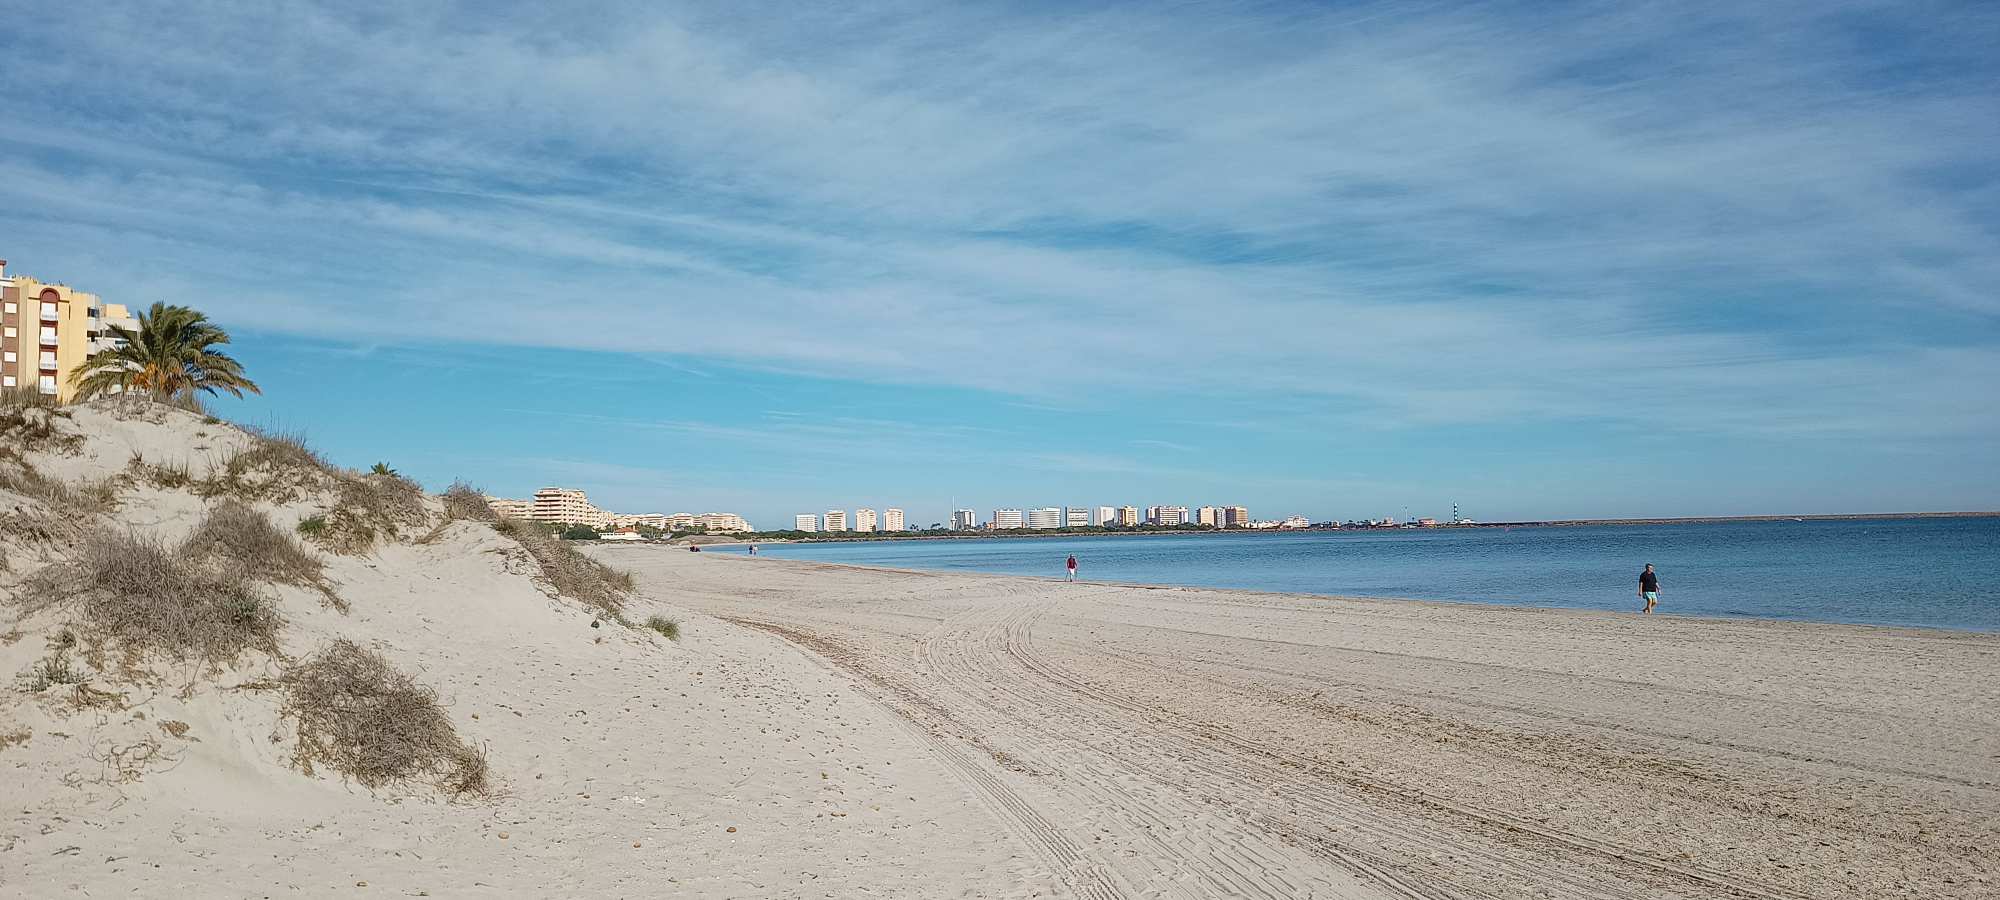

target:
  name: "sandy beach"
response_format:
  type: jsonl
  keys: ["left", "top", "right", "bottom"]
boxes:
{"left": 4, "top": 401, "right": 1996, "bottom": 898}
{"left": 603, "top": 546, "right": 2000, "bottom": 899}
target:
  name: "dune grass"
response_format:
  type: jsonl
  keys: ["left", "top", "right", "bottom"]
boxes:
{"left": 494, "top": 518, "right": 634, "bottom": 618}
{"left": 644, "top": 615, "right": 680, "bottom": 641}
{"left": 281, "top": 640, "right": 489, "bottom": 797}
{"left": 24, "top": 530, "right": 281, "bottom": 665}
{"left": 439, "top": 481, "right": 497, "bottom": 523}
{"left": 184, "top": 500, "right": 342, "bottom": 609}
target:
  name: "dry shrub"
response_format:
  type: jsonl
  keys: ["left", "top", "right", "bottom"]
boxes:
{"left": 201, "top": 428, "right": 335, "bottom": 503}
{"left": 196, "top": 430, "right": 426, "bottom": 555}
{"left": 496, "top": 518, "right": 633, "bottom": 617}
{"left": 1, "top": 450, "right": 117, "bottom": 516}
{"left": 281, "top": 640, "right": 489, "bottom": 797}
{"left": 307, "top": 472, "right": 427, "bottom": 555}
{"left": 0, "top": 390, "right": 83, "bottom": 455}
{"left": 24, "top": 531, "right": 280, "bottom": 665}
{"left": 440, "top": 481, "right": 496, "bottom": 523}
{"left": 184, "top": 501, "right": 342, "bottom": 609}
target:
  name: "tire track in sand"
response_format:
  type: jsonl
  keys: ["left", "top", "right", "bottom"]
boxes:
{"left": 718, "top": 616, "right": 1125, "bottom": 900}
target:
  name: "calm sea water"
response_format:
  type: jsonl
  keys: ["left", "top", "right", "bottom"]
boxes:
{"left": 712, "top": 517, "right": 2000, "bottom": 632}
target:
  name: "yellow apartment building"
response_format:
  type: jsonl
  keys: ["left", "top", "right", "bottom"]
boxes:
{"left": 0, "top": 258, "right": 137, "bottom": 401}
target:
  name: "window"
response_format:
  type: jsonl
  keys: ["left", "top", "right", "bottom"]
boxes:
{"left": 39, "top": 301, "right": 58, "bottom": 320}
{"left": 39, "top": 327, "right": 57, "bottom": 344}
{"left": 1, "top": 375, "right": 14, "bottom": 388}
{"left": 2, "top": 301, "right": 15, "bottom": 314}
{"left": 1, "top": 351, "right": 12, "bottom": 364}
{"left": 39, "top": 351, "right": 57, "bottom": 369}
{"left": 37, "top": 375, "right": 56, "bottom": 394}
{"left": 3, "top": 326, "right": 14, "bottom": 338}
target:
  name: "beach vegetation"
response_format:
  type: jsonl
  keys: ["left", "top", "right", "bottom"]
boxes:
{"left": 439, "top": 481, "right": 497, "bottom": 522}
{"left": 560, "top": 524, "right": 600, "bottom": 541}
{"left": 67, "top": 302, "right": 259, "bottom": 403}
{"left": 494, "top": 519, "right": 632, "bottom": 618}
{"left": 644, "top": 615, "right": 680, "bottom": 641}
{"left": 17, "top": 652, "right": 87, "bottom": 693}
{"left": 296, "top": 514, "right": 327, "bottom": 537}
{"left": 21, "top": 530, "right": 281, "bottom": 665}
{"left": 184, "top": 500, "right": 341, "bottom": 608}
{"left": 0, "top": 388, "right": 82, "bottom": 454}
{"left": 369, "top": 462, "right": 399, "bottom": 477}
{"left": 280, "top": 639, "right": 490, "bottom": 798}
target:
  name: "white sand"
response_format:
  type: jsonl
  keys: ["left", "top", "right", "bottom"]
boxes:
{"left": 7, "top": 402, "right": 1996, "bottom": 898}
{"left": 1, "top": 403, "right": 1033, "bottom": 898}
{"left": 600, "top": 547, "right": 2000, "bottom": 900}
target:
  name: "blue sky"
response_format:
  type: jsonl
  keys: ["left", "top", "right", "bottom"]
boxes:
{"left": 4, "top": 0, "right": 1997, "bottom": 526}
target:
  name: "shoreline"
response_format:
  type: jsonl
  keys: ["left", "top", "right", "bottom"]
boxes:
{"left": 601, "top": 544, "right": 1999, "bottom": 637}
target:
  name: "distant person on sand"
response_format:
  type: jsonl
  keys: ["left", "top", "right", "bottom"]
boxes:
{"left": 1066, "top": 554, "right": 1079, "bottom": 582}
{"left": 1639, "top": 564, "right": 1660, "bottom": 613}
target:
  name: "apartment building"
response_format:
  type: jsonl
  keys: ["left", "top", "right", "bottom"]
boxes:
{"left": 664, "top": 513, "right": 699, "bottom": 531}
{"left": 697, "top": 512, "right": 752, "bottom": 533}
{"left": 1027, "top": 507, "right": 1062, "bottom": 529}
{"left": 1064, "top": 507, "right": 1091, "bottom": 528}
{"left": 884, "top": 508, "right": 905, "bottom": 531}
{"left": 1148, "top": 505, "right": 1190, "bottom": 526}
{"left": 824, "top": 510, "right": 848, "bottom": 531}
{"left": 0, "top": 259, "right": 137, "bottom": 399}
{"left": 952, "top": 509, "right": 978, "bottom": 530}
{"left": 853, "top": 508, "right": 878, "bottom": 533}
{"left": 794, "top": 513, "right": 819, "bottom": 532}
{"left": 1223, "top": 506, "right": 1250, "bottom": 528}
{"left": 1117, "top": 506, "right": 1140, "bottom": 527}
{"left": 532, "top": 488, "right": 608, "bottom": 528}
{"left": 486, "top": 497, "right": 535, "bottom": 520}
{"left": 1096, "top": 506, "right": 1116, "bottom": 526}
{"left": 990, "top": 508, "right": 1025, "bottom": 530}
{"left": 607, "top": 513, "right": 669, "bottom": 530}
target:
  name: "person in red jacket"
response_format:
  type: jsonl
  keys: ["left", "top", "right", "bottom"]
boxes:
{"left": 1065, "top": 554, "right": 1079, "bottom": 582}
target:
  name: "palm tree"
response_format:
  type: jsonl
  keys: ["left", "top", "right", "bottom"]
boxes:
{"left": 69, "top": 303, "right": 259, "bottom": 402}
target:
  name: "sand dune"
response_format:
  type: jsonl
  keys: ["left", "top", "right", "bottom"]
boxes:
{"left": 605, "top": 547, "right": 2000, "bottom": 900}
{"left": 2, "top": 402, "right": 1027, "bottom": 897}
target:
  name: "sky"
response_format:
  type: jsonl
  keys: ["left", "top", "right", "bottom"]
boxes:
{"left": 3, "top": 0, "right": 1997, "bottom": 527}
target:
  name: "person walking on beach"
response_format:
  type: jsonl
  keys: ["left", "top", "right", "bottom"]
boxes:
{"left": 1066, "top": 554, "right": 1079, "bottom": 582}
{"left": 1639, "top": 563, "right": 1660, "bottom": 613}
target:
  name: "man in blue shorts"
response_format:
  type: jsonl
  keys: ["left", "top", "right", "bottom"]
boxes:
{"left": 1639, "top": 564, "right": 1660, "bottom": 613}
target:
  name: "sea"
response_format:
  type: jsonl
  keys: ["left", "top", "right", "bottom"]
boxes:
{"left": 710, "top": 516, "right": 2000, "bottom": 632}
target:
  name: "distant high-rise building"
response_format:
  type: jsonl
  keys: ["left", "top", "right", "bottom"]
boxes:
{"left": 0, "top": 259, "right": 137, "bottom": 400}
{"left": 991, "top": 508, "right": 1025, "bottom": 530}
{"left": 1196, "top": 506, "right": 1222, "bottom": 527}
{"left": 1117, "top": 506, "right": 1140, "bottom": 527}
{"left": 952, "top": 509, "right": 978, "bottom": 530}
{"left": 1223, "top": 506, "right": 1249, "bottom": 528}
{"left": 1065, "top": 507, "right": 1091, "bottom": 528}
{"left": 1149, "top": 505, "right": 1189, "bottom": 526}
{"left": 1027, "top": 507, "right": 1062, "bottom": 529}
{"left": 533, "top": 487, "right": 609, "bottom": 528}
{"left": 1096, "top": 506, "right": 1116, "bottom": 526}
{"left": 824, "top": 509, "right": 848, "bottom": 531}
{"left": 794, "top": 513, "right": 819, "bottom": 532}
{"left": 884, "top": 508, "right": 905, "bottom": 531}
{"left": 854, "top": 508, "right": 878, "bottom": 532}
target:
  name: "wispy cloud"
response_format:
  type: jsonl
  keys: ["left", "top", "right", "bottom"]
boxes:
{"left": 1, "top": 0, "right": 1995, "bottom": 453}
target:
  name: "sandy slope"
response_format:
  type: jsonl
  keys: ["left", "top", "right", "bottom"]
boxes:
{"left": 2, "top": 403, "right": 1032, "bottom": 898}
{"left": 607, "top": 547, "right": 2000, "bottom": 900}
